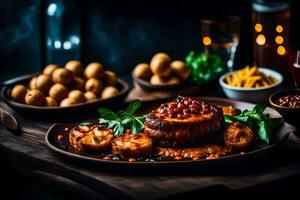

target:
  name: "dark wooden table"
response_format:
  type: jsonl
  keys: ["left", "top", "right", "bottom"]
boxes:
{"left": 1, "top": 94, "right": 300, "bottom": 200}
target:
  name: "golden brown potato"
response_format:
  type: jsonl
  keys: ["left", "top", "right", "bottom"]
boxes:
{"left": 112, "top": 132, "right": 153, "bottom": 157}
{"left": 85, "top": 78, "right": 104, "bottom": 96}
{"left": 68, "top": 90, "right": 86, "bottom": 103}
{"left": 150, "top": 53, "right": 172, "bottom": 77}
{"left": 49, "top": 83, "right": 68, "bottom": 101}
{"left": 65, "top": 60, "right": 83, "bottom": 76}
{"left": 71, "top": 77, "right": 85, "bottom": 91}
{"left": 84, "top": 91, "right": 97, "bottom": 101}
{"left": 133, "top": 63, "right": 152, "bottom": 80}
{"left": 224, "top": 122, "right": 254, "bottom": 150}
{"left": 45, "top": 96, "right": 58, "bottom": 107}
{"left": 43, "top": 64, "right": 58, "bottom": 76}
{"left": 150, "top": 75, "right": 168, "bottom": 85}
{"left": 25, "top": 89, "right": 46, "bottom": 106}
{"left": 101, "top": 86, "right": 118, "bottom": 99}
{"left": 170, "top": 60, "right": 190, "bottom": 80}
{"left": 167, "top": 76, "right": 181, "bottom": 85}
{"left": 69, "top": 125, "right": 113, "bottom": 152}
{"left": 84, "top": 62, "right": 104, "bottom": 79}
{"left": 29, "top": 77, "right": 37, "bottom": 90}
{"left": 104, "top": 70, "right": 118, "bottom": 86}
{"left": 35, "top": 74, "right": 53, "bottom": 94}
{"left": 79, "top": 126, "right": 114, "bottom": 152}
{"left": 60, "top": 98, "right": 77, "bottom": 107}
{"left": 52, "top": 68, "right": 73, "bottom": 85}
{"left": 11, "top": 84, "right": 27, "bottom": 103}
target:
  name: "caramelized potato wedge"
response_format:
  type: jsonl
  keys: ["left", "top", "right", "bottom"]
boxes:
{"left": 224, "top": 122, "right": 254, "bottom": 150}
{"left": 112, "top": 132, "right": 153, "bottom": 157}
{"left": 69, "top": 125, "right": 113, "bottom": 152}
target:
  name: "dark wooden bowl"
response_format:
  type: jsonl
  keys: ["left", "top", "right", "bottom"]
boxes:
{"left": 132, "top": 73, "right": 190, "bottom": 91}
{"left": 0, "top": 73, "right": 129, "bottom": 116}
{"left": 269, "top": 89, "right": 300, "bottom": 127}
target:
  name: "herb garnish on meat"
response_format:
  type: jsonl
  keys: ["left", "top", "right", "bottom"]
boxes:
{"left": 98, "top": 100, "right": 146, "bottom": 136}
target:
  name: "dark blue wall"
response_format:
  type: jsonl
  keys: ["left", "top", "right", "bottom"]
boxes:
{"left": 0, "top": 0, "right": 299, "bottom": 79}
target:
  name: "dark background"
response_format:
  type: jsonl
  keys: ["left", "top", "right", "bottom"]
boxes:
{"left": 0, "top": 0, "right": 299, "bottom": 80}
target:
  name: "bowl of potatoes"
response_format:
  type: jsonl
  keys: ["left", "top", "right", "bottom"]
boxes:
{"left": 1, "top": 60, "right": 129, "bottom": 115}
{"left": 132, "top": 53, "right": 191, "bottom": 91}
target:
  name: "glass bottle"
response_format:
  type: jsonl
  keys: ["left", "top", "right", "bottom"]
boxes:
{"left": 252, "top": 0, "right": 291, "bottom": 74}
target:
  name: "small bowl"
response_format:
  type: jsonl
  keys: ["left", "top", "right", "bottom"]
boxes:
{"left": 132, "top": 73, "right": 190, "bottom": 91}
{"left": 269, "top": 89, "right": 300, "bottom": 127}
{"left": 219, "top": 68, "right": 283, "bottom": 103}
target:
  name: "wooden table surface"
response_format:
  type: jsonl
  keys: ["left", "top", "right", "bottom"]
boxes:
{"left": 1, "top": 97, "right": 300, "bottom": 200}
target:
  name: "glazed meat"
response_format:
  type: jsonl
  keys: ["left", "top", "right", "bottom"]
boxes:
{"left": 112, "top": 131, "right": 153, "bottom": 157}
{"left": 69, "top": 125, "right": 113, "bottom": 152}
{"left": 224, "top": 122, "right": 254, "bottom": 150}
{"left": 144, "top": 96, "right": 224, "bottom": 147}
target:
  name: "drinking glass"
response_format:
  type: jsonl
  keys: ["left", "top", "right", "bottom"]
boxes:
{"left": 291, "top": 51, "right": 300, "bottom": 88}
{"left": 201, "top": 16, "right": 240, "bottom": 71}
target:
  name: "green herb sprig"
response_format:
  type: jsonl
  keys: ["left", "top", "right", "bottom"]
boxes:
{"left": 98, "top": 100, "right": 146, "bottom": 136}
{"left": 224, "top": 104, "right": 282, "bottom": 144}
{"left": 185, "top": 51, "right": 225, "bottom": 84}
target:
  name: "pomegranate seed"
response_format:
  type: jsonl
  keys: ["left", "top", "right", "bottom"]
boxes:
{"left": 177, "top": 113, "right": 183, "bottom": 118}
{"left": 183, "top": 108, "right": 190, "bottom": 113}
{"left": 183, "top": 113, "right": 191, "bottom": 118}
{"left": 169, "top": 103, "right": 176, "bottom": 109}
{"left": 191, "top": 108, "right": 199, "bottom": 114}
{"left": 57, "top": 135, "right": 64, "bottom": 142}
{"left": 184, "top": 100, "right": 189, "bottom": 105}
{"left": 177, "top": 103, "right": 185, "bottom": 110}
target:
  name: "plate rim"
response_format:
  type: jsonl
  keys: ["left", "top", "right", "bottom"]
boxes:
{"left": 45, "top": 97, "right": 287, "bottom": 165}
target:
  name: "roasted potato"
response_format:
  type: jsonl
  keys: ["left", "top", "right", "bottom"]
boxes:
{"left": 167, "top": 76, "right": 181, "bottom": 85}
{"left": 29, "top": 77, "right": 37, "bottom": 90}
{"left": 11, "top": 84, "right": 27, "bottom": 103}
{"left": 35, "top": 74, "right": 53, "bottom": 94}
{"left": 104, "top": 70, "right": 118, "bottom": 86}
{"left": 112, "top": 132, "right": 153, "bottom": 157}
{"left": 170, "top": 60, "right": 190, "bottom": 80}
{"left": 84, "top": 91, "right": 97, "bottom": 101}
{"left": 52, "top": 68, "right": 73, "bottom": 85}
{"left": 150, "top": 53, "right": 172, "bottom": 77}
{"left": 224, "top": 122, "right": 254, "bottom": 150}
{"left": 49, "top": 83, "right": 68, "bottom": 101}
{"left": 43, "top": 64, "right": 58, "bottom": 76}
{"left": 69, "top": 125, "right": 113, "bottom": 152}
{"left": 25, "top": 89, "right": 46, "bottom": 106}
{"left": 45, "top": 96, "right": 58, "bottom": 107}
{"left": 85, "top": 78, "right": 104, "bottom": 96}
{"left": 60, "top": 98, "right": 77, "bottom": 107}
{"left": 84, "top": 62, "right": 104, "bottom": 79}
{"left": 68, "top": 90, "right": 86, "bottom": 103}
{"left": 65, "top": 60, "right": 83, "bottom": 76}
{"left": 79, "top": 126, "right": 114, "bottom": 152}
{"left": 150, "top": 75, "right": 168, "bottom": 85}
{"left": 71, "top": 77, "right": 85, "bottom": 91}
{"left": 133, "top": 63, "right": 152, "bottom": 80}
{"left": 101, "top": 86, "right": 119, "bottom": 99}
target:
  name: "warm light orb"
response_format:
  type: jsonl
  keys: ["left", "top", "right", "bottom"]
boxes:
{"left": 202, "top": 36, "right": 212, "bottom": 46}
{"left": 256, "top": 34, "right": 266, "bottom": 46}
{"left": 275, "top": 36, "right": 284, "bottom": 44}
{"left": 276, "top": 25, "right": 283, "bottom": 33}
{"left": 277, "top": 45, "right": 286, "bottom": 55}
{"left": 254, "top": 23, "right": 263, "bottom": 32}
